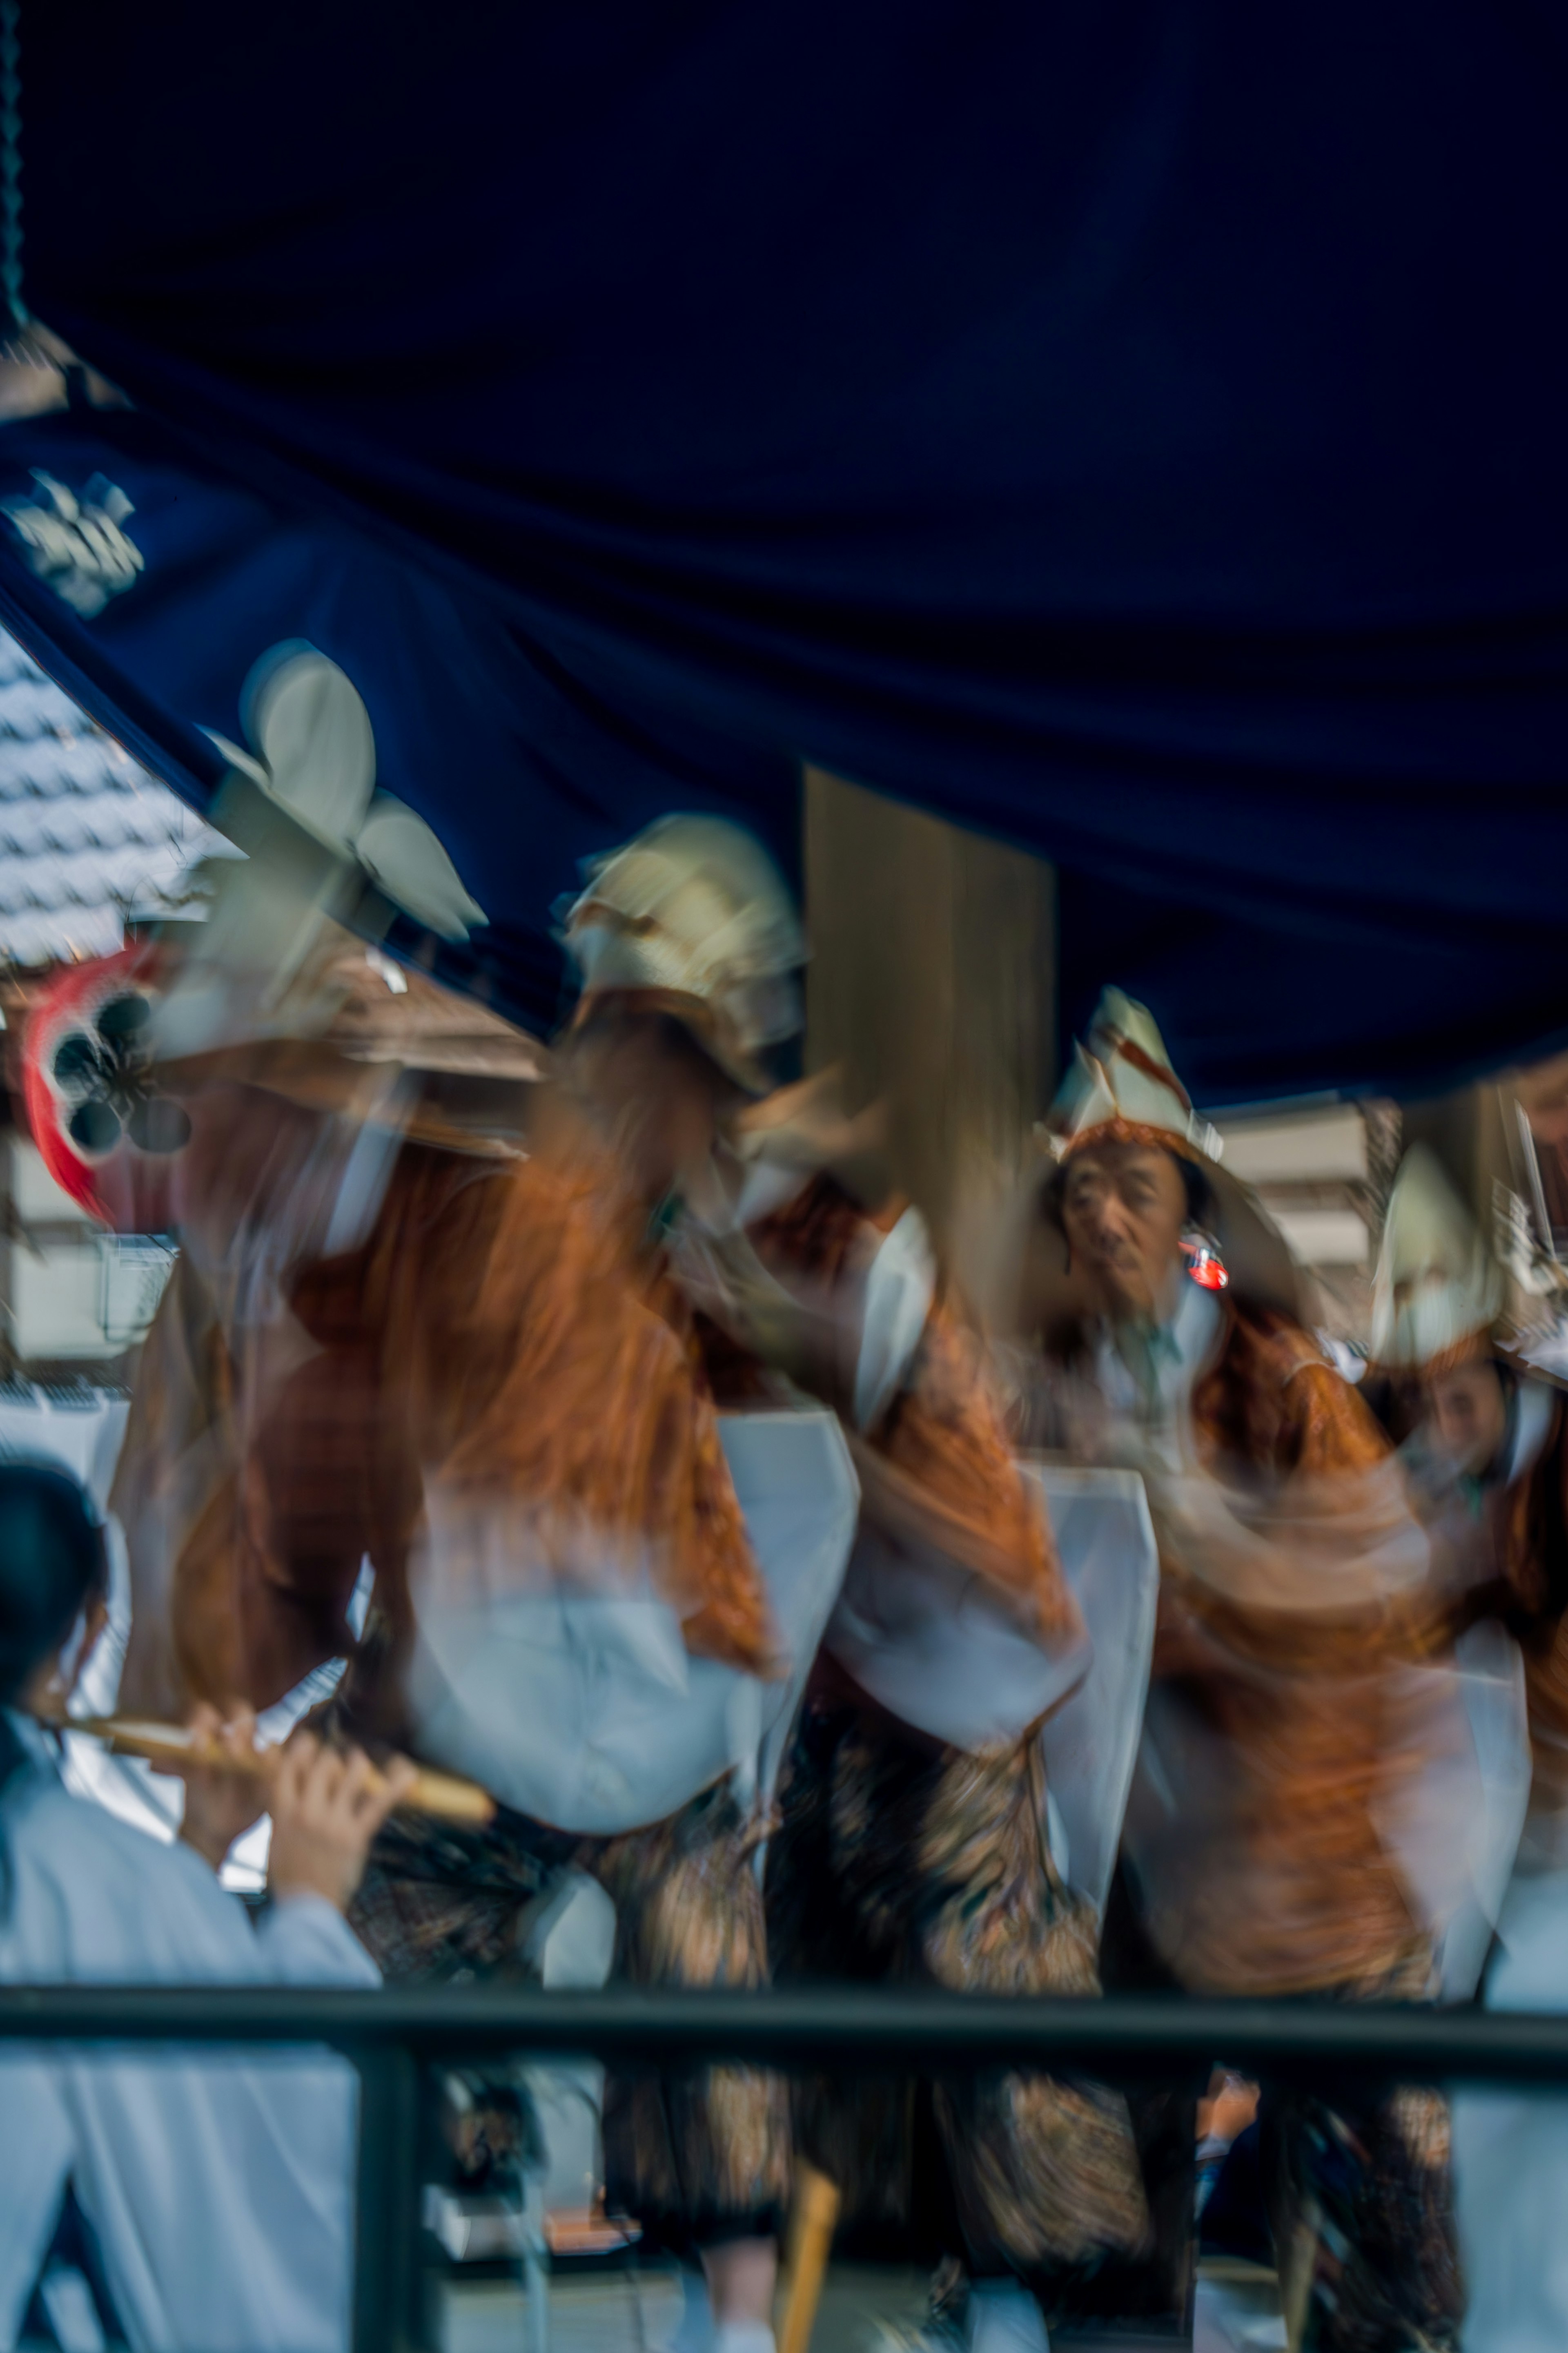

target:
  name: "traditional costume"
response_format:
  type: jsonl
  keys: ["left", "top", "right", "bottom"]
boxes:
{"left": 1022, "top": 992, "right": 1491, "bottom": 2353}
{"left": 0, "top": 1711, "right": 374, "bottom": 2353}
{"left": 556, "top": 822, "right": 1153, "bottom": 2347}
{"left": 82, "top": 662, "right": 846, "bottom": 2304}
{"left": 1365, "top": 1146, "right": 1568, "bottom": 2353}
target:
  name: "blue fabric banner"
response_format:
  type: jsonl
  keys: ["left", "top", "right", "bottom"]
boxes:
{"left": 4, "top": 0, "right": 1567, "bottom": 1097}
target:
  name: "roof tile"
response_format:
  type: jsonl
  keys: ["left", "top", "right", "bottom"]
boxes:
{"left": 0, "top": 632, "right": 223, "bottom": 964}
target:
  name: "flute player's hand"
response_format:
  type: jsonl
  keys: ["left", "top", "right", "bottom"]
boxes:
{"left": 177, "top": 1701, "right": 269, "bottom": 1872}
{"left": 267, "top": 1732, "right": 416, "bottom": 1916}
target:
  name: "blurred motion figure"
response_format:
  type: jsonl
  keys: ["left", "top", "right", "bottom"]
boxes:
{"left": 559, "top": 821, "right": 1153, "bottom": 2353}
{"left": 93, "top": 661, "right": 799, "bottom": 2353}
{"left": 1368, "top": 1144, "right": 1568, "bottom": 2353}
{"left": 1013, "top": 992, "right": 1471, "bottom": 2353}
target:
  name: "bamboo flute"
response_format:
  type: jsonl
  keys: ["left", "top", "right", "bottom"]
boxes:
{"left": 54, "top": 1712, "right": 496, "bottom": 1827}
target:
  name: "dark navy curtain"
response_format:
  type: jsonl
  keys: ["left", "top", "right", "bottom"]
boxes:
{"left": 3, "top": 0, "right": 1568, "bottom": 1100}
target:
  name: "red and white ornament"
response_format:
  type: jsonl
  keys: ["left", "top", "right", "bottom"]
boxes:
{"left": 20, "top": 944, "right": 189, "bottom": 1231}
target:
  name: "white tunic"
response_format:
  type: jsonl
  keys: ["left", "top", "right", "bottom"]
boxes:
{"left": 1453, "top": 1871, "right": 1568, "bottom": 2353}
{"left": 0, "top": 1717, "right": 376, "bottom": 2353}
{"left": 1450, "top": 1385, "right": 1568, "bottom": 2350}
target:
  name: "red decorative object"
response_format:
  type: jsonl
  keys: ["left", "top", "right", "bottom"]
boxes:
{"left": 20, "top": 943, "right": 188, "bottom": 1231}
{"left": 1181, "top": 1229, "right": 1230, "bottom": 1290}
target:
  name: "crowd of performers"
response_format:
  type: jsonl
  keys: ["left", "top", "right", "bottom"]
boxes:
{"left": 5, "top": 652, "right": 1568, "bottom": 2352}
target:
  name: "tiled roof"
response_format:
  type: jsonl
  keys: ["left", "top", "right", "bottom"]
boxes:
{"left": 0, "top": 632, "right": 220, "bottom": 966}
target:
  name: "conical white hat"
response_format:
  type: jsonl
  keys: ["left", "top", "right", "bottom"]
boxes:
{"left": 1369, "top": 1143, "right": 1501, "bottom": 1370}
{"left": 1045, "top": 987, "right": 1216, "bottom": 1163}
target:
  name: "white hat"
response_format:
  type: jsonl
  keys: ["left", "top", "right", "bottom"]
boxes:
{"left": 1369, "top": 1144, "right": 1501, "bottom": 1371}
{"left": 561, "top": 814, "right": 804, "bottom": 1092}
{"left": 1045, "top": 987, "right": 1218, "bottom": 1164}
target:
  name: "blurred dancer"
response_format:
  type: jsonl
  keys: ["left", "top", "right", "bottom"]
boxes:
{"left": 1367, "top": 1145, "right": 1568, "bottom": 2353}
{"left": 90, "top": 656, "right": 793, "bottom": 2353}
{"left": 559, "top": 819, "right": 1150, "bottom": 2353}
{"left": 1018, "top": 991, "right": 1466, "bottom": 2353}
{"left": 1365, "top": 1143, "right": 1558, "bottom": 1643}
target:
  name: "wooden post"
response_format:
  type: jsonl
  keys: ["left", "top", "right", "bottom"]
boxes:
{"left": 803, "top": 769, "right": 1056, "bottom": 1283}
{"left": 775, "top": 2162, "right": 842, "bottom": 2353}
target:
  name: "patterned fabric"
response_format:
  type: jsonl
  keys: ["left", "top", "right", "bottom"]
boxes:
{"left": 1254, "top": 1956, "right": 1462, "bottom": 2353}
{"left": 347, "top": 1789, "right": 577, "bottom": 1980}
{"left": 767, "top": 1693, "right": 1149, "bottom": 2283}
{"left": 349, "top": 1776, "right": 790, "bottom": 2240}
{"left": 592, "top": 1791, "right": 789, "bottom": 2241}
{"left": 1189, "top": 1297, "right": 1393, "bottom": 1483}
{"left": 1264, "top": 2027, "right": 1462, "bottom": 2353}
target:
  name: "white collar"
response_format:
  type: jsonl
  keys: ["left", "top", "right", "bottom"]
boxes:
{"left": 1162, "top": 1273, "right": 1226, "bottom": 1371}
{"left": 1091, "top": 1276, "right": 1225, "bottom": 1468}
{"left": 1096, "top": 1273, "right": 1224, "bottom": 1376}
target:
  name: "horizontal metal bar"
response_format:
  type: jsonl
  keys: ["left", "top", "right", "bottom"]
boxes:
{"left": 0, "top": 1984, "right": 1566, "bottom": 2082}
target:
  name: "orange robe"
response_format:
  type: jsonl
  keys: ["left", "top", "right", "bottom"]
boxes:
{"left": 114, "top": 1113, "right": 775, "bottom": 1720}
{"left": 1074, "top": 1295, "right": 1450, "bottom": 1996}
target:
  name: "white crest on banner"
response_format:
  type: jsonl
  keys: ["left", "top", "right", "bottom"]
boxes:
{"left": 2, "top": 468, "right": 144, "bottom": 616}
{"left": 206, "top": 643, "right": 489, "bottom": 941}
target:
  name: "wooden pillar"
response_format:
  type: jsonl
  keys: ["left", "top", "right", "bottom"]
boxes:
{"left": 803, "top": 769, "right": 1056, "bottom": 1277}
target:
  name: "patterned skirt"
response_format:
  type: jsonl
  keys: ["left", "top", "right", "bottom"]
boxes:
{"left": 1259, "top": 1960, "right": 1463, "bottom": 2353}
{"left": 350, "top": 1777, "right": 791, "bottom": 2244}
{"left": 765, "top": 1695, "right": 1150, "bottom": 2287}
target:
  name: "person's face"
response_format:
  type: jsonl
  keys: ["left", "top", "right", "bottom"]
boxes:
{"left": 574, "top": 1014, "right": 728, "bottom": 1204}
{"left": 1059, "top": 1142, "right": 1189, "bottom": 1323}
{"left": 1425, "top": 1357, "right": 1509, "bottom": 1476}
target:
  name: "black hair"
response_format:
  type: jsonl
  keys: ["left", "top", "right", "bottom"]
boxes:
{"left": 1179, "top": 1156, "right": 1215, "bottom": 1230}
{"left": 0, "top": 1463, "right": 109, "bottom": 1875}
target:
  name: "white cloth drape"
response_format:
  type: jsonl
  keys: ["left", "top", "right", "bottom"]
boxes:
{"left": 407, "top": 1409, "right": 860, "bottom": 1833}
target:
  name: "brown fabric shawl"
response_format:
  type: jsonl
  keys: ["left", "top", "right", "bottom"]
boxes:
{"left": 114, "top": 1113, "right": 775, "bottom": 1718}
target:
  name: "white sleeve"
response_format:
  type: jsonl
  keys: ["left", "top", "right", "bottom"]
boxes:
{"left": 254, "top": 1894, "right": 381, "bottom": 1989}
{"left": 853, "top": 1206, "right": 938, "bottom": 1431}
{"left": 65, "top": 2047, "right": 361, "bottom": 2353}
{"left": 0, "top": 2057, "right": 73, "bottom": 2351}
{"left": 2, "top": 1792, "right": 366, "bottom": 2353}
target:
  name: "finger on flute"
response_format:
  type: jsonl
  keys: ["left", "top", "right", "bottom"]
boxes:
{"left": 52, "top": 1715, "right": 495, "bottom": 1826}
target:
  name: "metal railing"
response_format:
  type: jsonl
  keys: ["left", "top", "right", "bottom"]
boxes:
{"left": 3, "top": 1984, "right": 1566, "bottom": 2353}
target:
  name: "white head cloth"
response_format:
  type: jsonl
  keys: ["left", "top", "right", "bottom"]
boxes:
{"left": 1370, "top": 1143, "right": 1502, "bottom": 1370}
{"left": 1045, "top": 987, "right": 1220, "bottom": 1164}
{"left": 561, "top": 814, "right": 804, "bottom": 1090}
